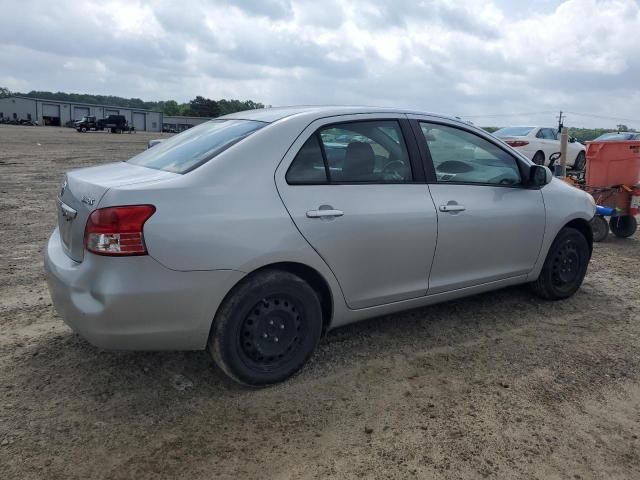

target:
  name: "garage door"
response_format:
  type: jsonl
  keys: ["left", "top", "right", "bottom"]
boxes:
{"left": 73, "top": 107, "right": 90, "bottom": 120}
{"left": 132, "top": 112, "right": 146, "bottom": 131}
{"left": 42, "top": 104, "right": 60, "bottom": 117}
{"left": 105, "top": 109, "right": 119, "bottom": 116}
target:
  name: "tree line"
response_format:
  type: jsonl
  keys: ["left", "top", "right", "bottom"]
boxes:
{"left": 0, "top": 87, "right": 264, "bottom": 117}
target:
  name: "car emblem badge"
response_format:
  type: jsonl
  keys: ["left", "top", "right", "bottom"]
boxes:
{"left": 82, "top": 196, "right": 96, "bottom": 206}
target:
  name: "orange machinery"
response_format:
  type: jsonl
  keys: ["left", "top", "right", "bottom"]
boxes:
{"left": 574, "top": 139, "right": 640, "bottom": 242}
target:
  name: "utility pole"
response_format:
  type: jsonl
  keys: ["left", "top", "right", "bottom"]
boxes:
{"left": 556, "top": 110, "right": 565, "bottom": 133}
{"left": 559, "top": 126, "right": 569, "bottom": 178}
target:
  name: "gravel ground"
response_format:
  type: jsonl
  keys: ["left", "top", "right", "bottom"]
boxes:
{"left": 1, "top": 125, "right": 639, "bottom": 480}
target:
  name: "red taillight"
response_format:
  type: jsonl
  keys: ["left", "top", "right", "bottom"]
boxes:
{"left": 505, "top": 140, "right": 529, "bottom": 148}
{"left": 84, "top": 205, "right": 156, "bottom": 256}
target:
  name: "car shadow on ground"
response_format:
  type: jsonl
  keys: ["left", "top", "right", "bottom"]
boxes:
{"left": 6, "top": 282, "right": 594, "bottom": 407}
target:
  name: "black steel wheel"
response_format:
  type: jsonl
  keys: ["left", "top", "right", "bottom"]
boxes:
{"left": 209, "top": 270, "right": 323, "bottom": 386}
{"left": 532, "top": 227, "right": 590, "bottom": 300}
{"left": 590, "top": 215, "right": 609, "bottom": 242}
{"left": 609, "top": 215, "right": 637, "bottom": 238}
{"left": 240, "top": 295, "right": 304, "bottom": 367}
{"left": 573, "top": 151, "right": 586, "bottom": 171}
{"left": 532, "top": 151, "right": 545, "bottom": 165}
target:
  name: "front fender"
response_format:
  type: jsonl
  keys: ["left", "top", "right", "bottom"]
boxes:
{"left": 527, "top": 178, "right": 596, "bottom": 281}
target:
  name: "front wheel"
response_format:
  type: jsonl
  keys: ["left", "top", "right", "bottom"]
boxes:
{"left": 573, "top": 151, "right": 586, "bottom": 171}
{"left": 209, "top": 270, "right": 323, "bottom": 386}
{"left": 532, "top": 227, "right": 590, "bottom": 300}
{"left": 610, "top": 215, "right": 637, "bottom": 238}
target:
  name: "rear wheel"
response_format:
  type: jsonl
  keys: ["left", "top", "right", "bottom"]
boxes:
{"left": 573, "top": 151, "right": 586, "bottom": 171}
{"left": 609, "top": 215, "right": 637, "bottom": 238}
{"left": 532, "top": 151, "right": 545, "bottom": 165}
{"left": 532, "top": 227, "right": 590, "bottom": 300}
{"left": 209, "top": 270, "right": 323, "bottom": 386}
{"left": 590, "top": 215, "right": 609, "bottom": 242}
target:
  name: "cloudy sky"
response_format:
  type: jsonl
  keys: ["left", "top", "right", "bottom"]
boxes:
{"left": 1, "top": 0, "right": 639, "bottom": 127}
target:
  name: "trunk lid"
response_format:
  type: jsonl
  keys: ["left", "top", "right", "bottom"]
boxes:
{"left": 57, "top": 162, "right": 177, "bottom": 262}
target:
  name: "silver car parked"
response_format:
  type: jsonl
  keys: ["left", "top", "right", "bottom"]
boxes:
{"left": 45, "top": 106, "right": 596, "bottom": 385}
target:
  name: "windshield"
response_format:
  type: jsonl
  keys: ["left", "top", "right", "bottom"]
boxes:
{"left": 493, "top": 127, "right": 534, "bottom": 137}
{"left": 595, "top": 132, "right": 638, "bottom": 141}
{"left": 128, "top": 119, "right": 266, "bottom": 173}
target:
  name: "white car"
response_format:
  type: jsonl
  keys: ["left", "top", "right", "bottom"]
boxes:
{"left": 493, "top": 126, "right": 586, "bottom": 171}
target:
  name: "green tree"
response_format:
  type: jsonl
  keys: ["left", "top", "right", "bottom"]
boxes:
{"left": 8, "top": 88, "right": 264, "bottom": 117}
{"left": 184, "top": 96, "right": 220, "bottom": 117}
{"left": 161, "top": 100, "right": 180, "bottom": 116}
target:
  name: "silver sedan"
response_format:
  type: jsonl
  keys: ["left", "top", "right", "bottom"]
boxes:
{"left": 44, "top": 106, "right": 596, "bottom": 385}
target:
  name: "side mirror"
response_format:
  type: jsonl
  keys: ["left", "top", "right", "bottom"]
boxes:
{"left": 147, "top": 139, "right": 164, "bottom": 149}
{"left": 529, "top": 165, "right": 552, "bottom": 186}
{"left": 569, "top": 137, "right": 577, "bottom": 143}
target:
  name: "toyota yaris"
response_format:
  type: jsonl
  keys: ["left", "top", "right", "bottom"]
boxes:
{"left": 45, "top": 106, "right": 596, "bottom": 385}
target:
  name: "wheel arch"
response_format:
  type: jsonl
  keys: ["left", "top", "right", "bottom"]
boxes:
{"left": 564, "top": 217, "right": 593, "bottom": 254}
{"left": 213, "top": 262, "right": 334, "bottom": 336}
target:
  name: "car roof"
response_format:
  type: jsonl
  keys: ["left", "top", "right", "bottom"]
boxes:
{"left": 219, "top": 105, "right": 459, "bottom": 123}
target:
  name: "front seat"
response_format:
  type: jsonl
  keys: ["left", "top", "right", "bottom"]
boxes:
{"left": 342, "top": 142, "right": 376, "bottom": 181}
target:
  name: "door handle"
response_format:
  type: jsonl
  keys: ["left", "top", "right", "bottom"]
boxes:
{"left": 306, "top": 209, "right": 344, "bottom": 218}
{"left": 439, "top": 204, "right": 466, "bottom": 213}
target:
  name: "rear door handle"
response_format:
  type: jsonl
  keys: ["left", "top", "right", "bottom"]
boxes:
{"left": 306, "top": 209, "right": 344, "bottom": 218}
{"left": 439, "top": 204, "right": 466, "bottom": 213}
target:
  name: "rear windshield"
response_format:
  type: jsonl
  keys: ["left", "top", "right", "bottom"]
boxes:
{"left": 128, "top": 119, "right": 266, "bottom": 173}
{"left": 493, "top": 127, "right": 534, "bottom": 137}
{"left": 595, "top": 132, "right": 637, "bottom": 141}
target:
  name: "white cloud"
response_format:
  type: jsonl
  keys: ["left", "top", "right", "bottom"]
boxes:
{"left": 1, "top": 0, "right": 639, "bottom": 127}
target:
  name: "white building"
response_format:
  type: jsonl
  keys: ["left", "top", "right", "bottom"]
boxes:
{"left": 0, "top": 96, "right": 163, "bottom": 132}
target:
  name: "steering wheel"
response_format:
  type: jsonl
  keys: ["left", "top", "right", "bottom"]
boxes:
{"left": 381, "top": 160, "right": 406, "bottom": 178}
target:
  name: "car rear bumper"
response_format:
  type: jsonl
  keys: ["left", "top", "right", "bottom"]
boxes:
{"left": 44, "top": 228, "right": 245, "bottom": 350}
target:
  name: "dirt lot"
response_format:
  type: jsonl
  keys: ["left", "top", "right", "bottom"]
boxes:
{"left": 1, "top": 125, "right": 639, "bottom": 479}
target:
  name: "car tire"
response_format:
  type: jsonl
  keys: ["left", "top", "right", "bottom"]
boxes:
{"left": 590, "top": 215, "right": 609, "bottom": 242}
{"left": 532, "top": 227, "right": 590, "bottom": 300}
{"left": 81, "top": 127, "right": 87, "bottom": 133}
{"left": 609, "top": 215, "right": 637, "bottom": 238}
{"left": 573, "top": 151, "right": 586, "bottom": 171}
{"left": 209, "top": 270, "right": 323, "bottom": 386}
{"left": 532, "top": 151, "right": 545, "bottom": 165}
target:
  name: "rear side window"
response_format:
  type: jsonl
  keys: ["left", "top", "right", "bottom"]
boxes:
{"left": 286, "top": 120, "right": 412, "bottom": 184}
{"left": 128, "top": 119, "right": 266, "bottom": 173}
{"left": 537, "top": 128, "right": 556, "bottom": 140}
{"left": 420, "top": 122, "right": 522, "bottom": 186}
{"left": 286, "top": 135, "right": 328, "bottom": 184}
